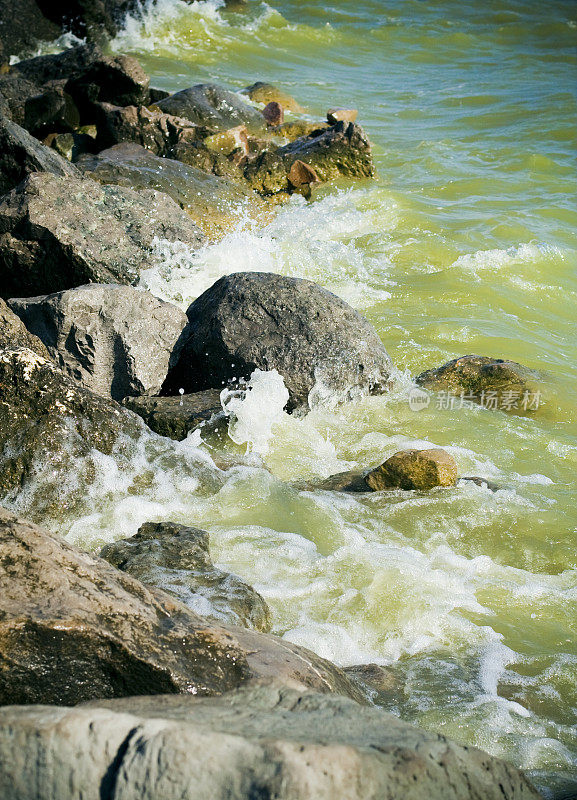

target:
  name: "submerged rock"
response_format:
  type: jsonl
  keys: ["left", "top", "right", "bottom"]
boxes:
{"left": 162, "top": 272, "right": 393, "bottom": 412}
{"left": 9, "top": 284, "right": 188, "bottom": 402}
{"left": 0, "top": 299, "right": 49, "bottom": 358}
{"left": 366, "top": 448, "right": 458, "bottom": 491}
{"left": 101, "top": 521, "right": 272, "bottom": 631}
{"left": 0, "top": 172, "right": 205, "bottom": 298}
{"left": 0, "top": 116, "right": 79, "bottom": 196}
{"left": 158, "top": 83, "right": 265, "bottom": 134}
{"left": 243, "top": 81, "right": 304, "bottom": 112}
{"left": 415, "top": 355, "right": 542, "bottom": 413}
{"left": 344, "top": 663, "right": 405, "bottom": 707}
{"left": 123, "top": 389, "right": 223, "bottom": 440}
{"left": 0, "top": 682, "right": 541, "bottom": 800}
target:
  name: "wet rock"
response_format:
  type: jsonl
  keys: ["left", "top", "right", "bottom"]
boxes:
{"left": 415, "top": 355, "right": 542, "bottom": 414}
{"left": 327, "top": 107, "right": 358, "bottom": 124}
{"left": 92, "top": 102, "right": 203, "bottom": 154}
{"left": 23, "top": 80, "right": 80, "bottom": 136}
{"left": 0, "top": 0, "right": 60, "bottom": 63}
{"left": 0, "top": 683, "right": 541, "bottom": 800}
{"left": 163, "top": 272, "right": 392, "bottom": 412}
{"left": 0, "top": 299, "right": 49, "bottom": 358}
{"left": 78, "top": 142, "right": 263, "bottom": 236}
{"left": 123, "top": 389, "right": 223, "bottom": 440}
{"left": 460, "top": 476, "right": 502, "bottom": 492}
{"left": 312, "top": 469, "right": 372, "bottom": 493}
{"left": 101, "top": 521, "right": 272, "bottom": 631}
{"left": 344, "top": 663, "right": 404, "bottom": 707}
{"left": 365, "top": 448, "right": 459, "bottom": 491}
{"left": 35, "top": 0, "right": 138, "bottom": 41}
{"left": 0, "top": 72, "right": 46, "bottom": 126}
{"left": 0, "top": 172, "right": 205, "bottom": 298}
{"left": 0, "top": 505, "right": 364, "bottom": 704}
{"left": 274, "top": 119, "right": 329, "bottom": 141}
{"left": 0, "top": 116, "right": 79, "bottom": 196}
{"left": 204, "top": 125, "right": 249, "bottom": 156}
{"left": 243, "top": 80, "right": 304, "bottom": 112}
{"left": 288, "top": 159, "right": 320, "bottom": 197}
{"left": 9, "top": 284, "right": 188, "bottom": 401}
{"left": 263, "top": 100, "right": 284, "bottom": 126}
{"left": 45, "top": 129, "right": 97, "bottom": 162}
{"left": 158, "top": 83, "right": 266, "bottom": 134}
{"left": 149, "top": 86, "right": 170, "bottom": 103}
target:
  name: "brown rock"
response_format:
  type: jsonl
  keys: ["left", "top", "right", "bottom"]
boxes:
{"left": 365, "top": 448, "right": 458, "bottom": 491}
{"left": 243, "top": 81, "right": 303, "bottom": 112}
{"left": 262, "top": 100, "right": 284, "bottom": 126}
{"left": 287, "top": 158, "right": 319, "bottom": 188}
{"left": 274, "top": 119, "right": 329, "bottom": 141}
{"left": 327, "top": 107, "right": 358, "bottom": 124}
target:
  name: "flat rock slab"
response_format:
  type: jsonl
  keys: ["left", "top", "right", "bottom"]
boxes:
{"left": 0, "top": 683, "right": 541, "bottom": 800}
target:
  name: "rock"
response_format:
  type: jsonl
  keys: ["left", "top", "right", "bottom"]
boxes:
{"left": 92, "top": 102, "right": 203, "bottom": 154}
{"left": 162, "top": 272, "right": 393, "bottom": 412}
{"left": 0, "top": 299, "right": 49, "bottom": 358}
{"left": 158, "top": 83, "right": 266, "bottom": 134}
{"left": 23, "top": 81, "right": 80, "bottom": 136}
{"left": 343, "top": 663, "right": 404, "bottom": 707}
{"left": 149, "top": 86, "right": 170, "bottom": 103}
{"left": 9, "top": 284, "right": 188, "bottom": 401}
{"left": 123, "top": 389, "right": 223, "bottom": 440}
{"left": 262, "top": 100, "right": 284, "bottom": 126}
{"left": 0, "top": 116, "right": 79, "bottom": 196}
{"left": 245, "top": 121, "right": 374, "bottom": 195}
{"left": 460, "top": 476, "right": 502, "bottom": 492}
{"left": 287, "top": 159, "right": 320, "bottom": 194}
{"left": 100, "top": 521, "right": 272, "bottom": 631}
{"left": 0, "top": 683, "right": 541, "bottom": 800}
{"left": 415, "top": 355, "right": 542, "bottom": 414}
{"left": 0, "top": 0, "right": 60, "bottom": 62}
{"left": 35, "top": 0, "right": 138, "bottom": 40}
{"left": 78, "top": 142, "right": 263, "bottom": 237}
{"left": 311, "top": 469, "right": 372, "bottom": 493}
{"left": 365, "top": 449, "right": 459, "bottom": 491}
{"left": 204, "top": 125, "right": 249, "bottom": 156}
{"left": 0, "top": 172, "right": 205, "bottom": 298}
{"left": 274, "top": 119, "right": 329, "bottom": 141}
{"left": 45, "top": 130, "right": 97, "bottom": 162}
{"left": 327, "top": 107, "right": 358, "bottom": 124}
{"left": 0, "top": 506, "right": 364, "bottom": 704}
{"left": 243, "top": 81, "right": 304, "bottom": 112}
{"left": 0, "top": 71, "right": 46, "bottom": 126}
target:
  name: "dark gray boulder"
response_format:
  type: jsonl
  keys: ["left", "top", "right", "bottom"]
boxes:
{"left": 101, "top": 521, "right": 272, "bottom": 631}
{"left": 0, "top": 682, "right": 541, "bottom": 800}
{"left": 0, "top": 72, "right": 44, "bottom": 126}
{"left": 0, "top": 0, "right": 60, "bottom": 63}
{"left": 0, "top": 116, "right": 79, "bottom": 196}
{"left": 0, "top": 172, "right": 205, "bottom": 298}
{"left": 90, "top": 102, "right": 203, "bottom": 153}
{"left": 22, "top": 80, "right": 80, "bottom": 136}
{"left": 9, "top": 284, "right": 188, "bottom": 401}
{"left": 123, "top": 389, "right": 223, "bottom": 440}
{"left": 158, "top": 83, "right": 266, "bottom": 134}
{"left": 163, "top": 272, "right": 393, "bottom": 412}
{"left": 0, "top": 299, "right": 50, "bottom": 358}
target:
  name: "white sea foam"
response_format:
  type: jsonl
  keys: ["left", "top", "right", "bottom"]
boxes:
{"left": 450, "top": 242, "right": 567, "bottom": 274}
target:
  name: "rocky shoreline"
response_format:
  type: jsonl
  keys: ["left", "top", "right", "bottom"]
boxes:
{"left": 0, "top": 3, "right": 548, "bottom": 799}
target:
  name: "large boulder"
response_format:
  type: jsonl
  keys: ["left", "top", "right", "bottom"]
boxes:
{"left": 123, "top": 389, "right": 223, "bottom": 440}
{"left": 0, "top": 72, "right": 46, "bottom": 126}
{"left": 0, "top": 506, "right": 363, "bottom": 704}
{"left": 243, "top": 81, "right": 304, "bottom": 112}
{"left": 9, "top": 284, "right": 188, "bottom": 401}
{"left": 78, "top": 142, "right": 263, "bottom": 236}
{"left": 158, "top": 83, "right": 266, "bottom": 134}
{"left": 0, "top": 299, "right": 49, "bottom": 358}
{"left": 101, "top": 521, "right": 272, "bottom": 631}
{"left": 162, "top": 272, "right": 393, "bottom": 412}
{"left": 0, "top": 116, "right": 79, "bottom": 196}
{"left": 0, "top": 683, "right": 541, "bottom": 800}
{"left": 0, "top": 172, "right": 205, "bottom": 298}
{"left": 0, "top": 0, "right": 60, "bottom": 63}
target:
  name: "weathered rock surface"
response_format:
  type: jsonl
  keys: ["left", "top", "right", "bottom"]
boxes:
{"left": 0, "top": 506, "right": 363, "bottom": 704}
{"left": 0, "top": 299, "right": 49, "bottom": 358}
{"left": 101, "top": 521, "right": 272, "bottom": 631}
{"left": 78, "top": 142, "right": 262, "bottom": 236}
{"left": 327, "top": 107, "right": 358, "bottom": 124}
{"left": 158, "top": 83, "right": 266, "bottom": 133}
{"left": 124, "top": 389, "right": 223, "bottom": 440}
{"left": 243, "top": 81, "right": 303, "bottom": 112}
{"left": 23, "top": 80, "right": 80, "bottom": 137}
{"left": 0, "top": 682, "right": 541, "bottom": 800}
{"left": 0, "top": 116, "right": 79, "bottom": 196}
{"left": 92, "top": 102, "right": 203, "bottom": 154}
{"left": 366, "top": 448, "right": 459, "bottom": 491}
{"left": 0, "top": 172, "right": 205, "bottom": 298}
{"left": 9, "top": 284, "right": 188, "bottom": 401}
{"left": 0, "top": 0, "right": 60, "bottom": 62}
{"left": 416, "top": 355, "right": 542, "bottom": 413}
{"left": 262, "top": 100, "right": 284, "bottom": 126}
{"left": 162, "top": 272, "right": 393, "bottom": 412}
{"left": 343, "top": 663, "right": 404, "bottom": 707}
{"left": 0, "top": 71, "right": 49, "bottom": 126}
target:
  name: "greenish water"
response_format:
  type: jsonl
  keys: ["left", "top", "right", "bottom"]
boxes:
{"left": 16, "top": 0, "right": 577, "bottom": 795}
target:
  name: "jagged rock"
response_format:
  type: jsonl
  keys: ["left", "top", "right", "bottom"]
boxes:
{"left": 45, "top": 129, "right": 97, "bottom": 161}
{"left": 0, "top": 116, "right": 79, "bottom": 196}
{"left": 78, "top": 142, "right": 263, "bottom": 236}
{"left": 263, "top": 100, "right": 284, "bottom": 126}
{"left": 0, "top": 0, "right": 60, "bottom": 62}
{"left": 0, "top": 172, "right": 205, "bottom": 298}
{"left": 9, "top": 284, "right": 188, "bottom": 401}
{"left": 123, "top": 389, "right": 223, "bottom": 440}
{"left": 23, "top": 80, "right": 80, "bottom": 136}
{"left": 327, "top": 107, "right": 358, "bottom": 124}
{"left": 0, "top": 299, "right": 49, "bottom": 358}
{"left": 101, "top": 521, "right": 272, "bottom": 631}
{"left": 0, "top": 682, "right": 541, "bottom": 800}
{"left": 244, "top": 120, "right": 374, "bottom": 194}
{"left": 163, "top": 272, "right": 392, "bottom": 412}
{"left": 274, "top": 119, "right": 329, "bottom": 141}
{"left": 204, "top": 125, "right": 249, "bottom": 156}
{"left": 365, "top": 449, "right": 458, "bottom": 491}
{"left": 158, "top": 83, "right": 266, "bottom": 134}
{"left": 415, "top": 355, "right": 542, "bottom": 414}
{"left": 0, "top": 506, "right": 364, "bottom": 704}
{"left": 92, "top": 102, "right": 203, "bottom": 153}
{"left": 243, "top": 81, "right": 304, "bottom": 112}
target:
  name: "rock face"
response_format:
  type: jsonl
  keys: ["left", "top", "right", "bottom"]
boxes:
{"left": 0, "top": 116, "right": 79, "bottom": 196}
{"left": 123, "top": 389, "right": 223, "bottom": 440}
{"left": 0, "top": 300, "right": 50, "bottom": 359}
{"left": 0, "top": 507, "right": 363, "bottom": 705}
{"left": 0, "top": 683, "right": 541, "bottom": 800}
{"left": 416, "top": 355, "right": 542, "bottom": 413}
{"left": 101, "top": 521, "right": 272, "bottom": 631}
{"left": 158, "top": 83, "right": 265, "bottom": 133}
{"left": 9, "top": 284, "right": 188, "bottom": 401}
{"left": 162, "top": 272, "right": 393, "bottom": 412}
{"left": 366, "top": 448, "right": 458, "bottom": 491}
{"left": 0, "top": 172, "right": 205, "bottom": 298}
